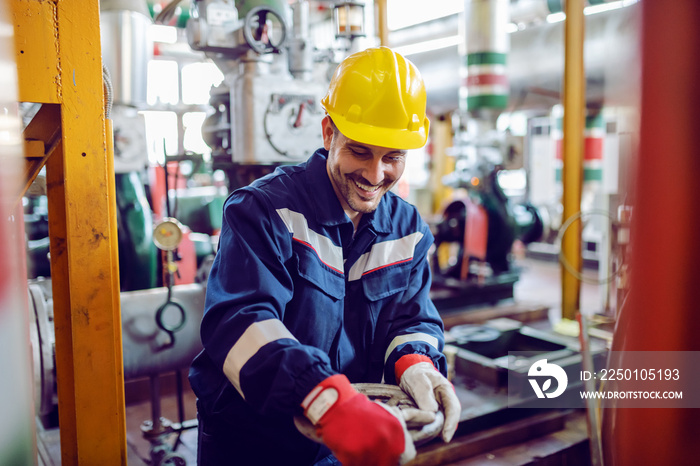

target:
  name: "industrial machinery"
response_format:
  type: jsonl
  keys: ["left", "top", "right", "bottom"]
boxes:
{"left": 187, "top": 0, "right": 358, "bottom": 186}
{"left": 428, "top": 0, "right": 545, "bottom": 310}
{"left": 430, "top": 158, "right": 545, "bottom": 310}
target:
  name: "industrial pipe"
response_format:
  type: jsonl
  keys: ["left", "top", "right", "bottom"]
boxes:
{"left": 100, "top": 0, "right": 153, "bottom": 106}
{"left": 510, "top": 0, "right": 622, "bottom": 25}
{"left": 288, "top": 0, "right": 313, "bottom": 80}
{"left": 376, "top": 0, "right": 388, "bottom": 46}
{"left": 560, "top": 0, "right": 585, "bottom": 320}
{"left": 462, "top": 0, "right": 510, "bottom": 117}
{"left": 394, "top": 3, "right": 640, "bottom": 115}
{"left": 603, "top": 1, "right": 700, "bottom": 464}
{"left": 28, "top": 280, "right": 206, "bottom": 388}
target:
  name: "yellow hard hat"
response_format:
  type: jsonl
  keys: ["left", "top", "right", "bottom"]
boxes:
{"left": 321, "top": 46, "right": 430, "bottom": 150}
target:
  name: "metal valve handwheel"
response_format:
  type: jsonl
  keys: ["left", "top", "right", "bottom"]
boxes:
{"left": 243, "top": 6, "right": 287, "bottom": 55}
{"left": 294, "top": 383, "right": 445, "bottom": 446}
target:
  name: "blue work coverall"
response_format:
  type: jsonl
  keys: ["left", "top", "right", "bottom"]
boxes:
{"left": 189, "top": 149, "right": 447, "bottom": 465}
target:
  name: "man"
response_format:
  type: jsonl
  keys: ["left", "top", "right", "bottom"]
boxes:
{"left": 189, "top": 46, "right": 461, "bottom": 466}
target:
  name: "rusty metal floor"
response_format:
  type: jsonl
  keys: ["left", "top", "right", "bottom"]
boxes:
{"left": 37, "top": 374, "right": 199, "bottom": 466}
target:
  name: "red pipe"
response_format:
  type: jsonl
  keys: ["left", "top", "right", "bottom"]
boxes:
{"left": 603, "top": 1, "right": 700, "bottom": 464}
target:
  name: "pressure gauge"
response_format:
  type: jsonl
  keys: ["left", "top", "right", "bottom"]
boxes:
{"left": 263, "top": 93, "right": 324, "bottom": 160}
{"left": 153, "top": 218, "right": 184, "bottom": 251}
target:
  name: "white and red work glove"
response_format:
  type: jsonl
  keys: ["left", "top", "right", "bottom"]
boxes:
{"left": 396, "top": 354, "right": 461, "bottom": 443}
{"left": 302, "top": 374, "right": 416, "bottom": 466}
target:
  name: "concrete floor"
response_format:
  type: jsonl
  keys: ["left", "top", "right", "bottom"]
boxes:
{"left": 513, "top": 255, "right": 609, "bottom": 318}
{"left": 39, "top": 256, "right": 609, "bottom": 465}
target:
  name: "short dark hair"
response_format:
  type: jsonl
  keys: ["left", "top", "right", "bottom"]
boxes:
{"left": 327, "top": 116, "right": 339, "bottom": 136}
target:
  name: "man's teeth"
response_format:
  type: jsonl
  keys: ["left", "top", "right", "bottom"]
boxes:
{"left": 354, "top": 180, "right": 379, "bottom": 192}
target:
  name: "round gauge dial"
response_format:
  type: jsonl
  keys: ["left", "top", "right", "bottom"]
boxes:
{"left": 153, "top": 218, "right": 184, "bottom": 251}
{"left": 263, "top": 93, "right": 324, "bottom": 160}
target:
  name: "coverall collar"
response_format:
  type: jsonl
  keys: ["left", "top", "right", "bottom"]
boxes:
{"left": 310, "top": 149, "right": 392, "bottom": 235}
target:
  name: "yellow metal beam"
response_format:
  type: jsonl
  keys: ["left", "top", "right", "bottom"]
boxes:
{"left": 12, "top": 0, "right": 61, "bottom": 104}
{"left": 561, "top": 0, "right": 585, "bottom": 320}
{"left": 13, "top": 0, "right": 127, "bottom": 463}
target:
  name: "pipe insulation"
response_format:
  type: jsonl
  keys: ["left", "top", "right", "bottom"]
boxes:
{"left": 462, "top": 0, "right": 510, "bottom": 114}
{"left": 100, "top": 0, "right": 153, "bottom": 106}
{"left": 392, "top": 2, "right": 640, "bottom": 115}
{"left": 28, "top": 279, "right": 206, "bottom": 418}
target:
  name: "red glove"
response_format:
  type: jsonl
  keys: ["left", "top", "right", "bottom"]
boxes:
{"left": 302, "top": 374, "right": 415, "bottom": 466}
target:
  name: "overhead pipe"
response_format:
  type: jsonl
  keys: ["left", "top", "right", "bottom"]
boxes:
{"left": 510, "top": 0, "right": 622, "bottom": 25}
{"left": 393, "top": 2, "right": 640, "bottom": 115}
{"left": 288, "top": 0, "right": 314, "bottom": 80}
{"left": 462, "top": 0, "right": 510, "bottom": 122}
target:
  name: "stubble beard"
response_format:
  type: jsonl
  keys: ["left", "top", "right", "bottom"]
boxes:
{"left": 336, "top": 169, "right": 396, "bottom": 214}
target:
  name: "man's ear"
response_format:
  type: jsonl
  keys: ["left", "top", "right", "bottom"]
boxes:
{"left": 321, "top": 115, "right": 334, "bottom": 151}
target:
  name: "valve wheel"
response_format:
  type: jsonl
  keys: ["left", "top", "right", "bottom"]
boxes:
{"left": 243, "top": 6, "right": 287, "bottom": 55}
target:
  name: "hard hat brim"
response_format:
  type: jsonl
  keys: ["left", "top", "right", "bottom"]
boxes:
{"left": 327, "top": 110, "right": 430, "bottom": 151}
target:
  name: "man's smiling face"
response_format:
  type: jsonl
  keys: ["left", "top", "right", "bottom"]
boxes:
{"left": 322, "top": 116, "right": 407, "bottom": 221}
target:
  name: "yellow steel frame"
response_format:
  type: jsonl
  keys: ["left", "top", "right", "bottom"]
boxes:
{"left": 12, "top": 0, "right": 126, "bottom": 463}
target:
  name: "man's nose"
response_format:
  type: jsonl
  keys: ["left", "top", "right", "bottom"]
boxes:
{"left": 363, "top": 157, "right": 386, "bottom": 186}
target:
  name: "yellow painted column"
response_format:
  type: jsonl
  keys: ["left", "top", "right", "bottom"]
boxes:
{"left": 13, "top": 0, "right": 127, "bottom": 463}
{"left": 376, "top": 0, "right": 388, "bottom": 46}
{"left": 430, "top": 114, "right": 455, "bottom": 270}
{"left": 561, "top": 0, "right": 585, "bottom": 320}
{"left": 430, "top": 114, "right": 455, "bottom": 215}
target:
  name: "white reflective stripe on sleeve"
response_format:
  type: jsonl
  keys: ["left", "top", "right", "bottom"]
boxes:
{"left": 305, "top": 388, "right": 339, "bottom": 425}
{"left": 348, "top": 231, "right": 424, "bottom": 281}
{"left": 301, "top": 385, "right": 324, "bottom": 410}
{"left": 384, "top": 333, "right": 439, "bottom": 363}
{"left": 276, "top": 208, "right": 344, "bottom": 274}
{"left": 223, "top": 319, "right": 298, "bottom": 398}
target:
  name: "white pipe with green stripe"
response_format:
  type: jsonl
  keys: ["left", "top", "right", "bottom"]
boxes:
{"left": 553, "top": 110, "right": 606, "bottom": 182}
{"left": 462, "top": 0, "right": 509, "bottom": 113}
